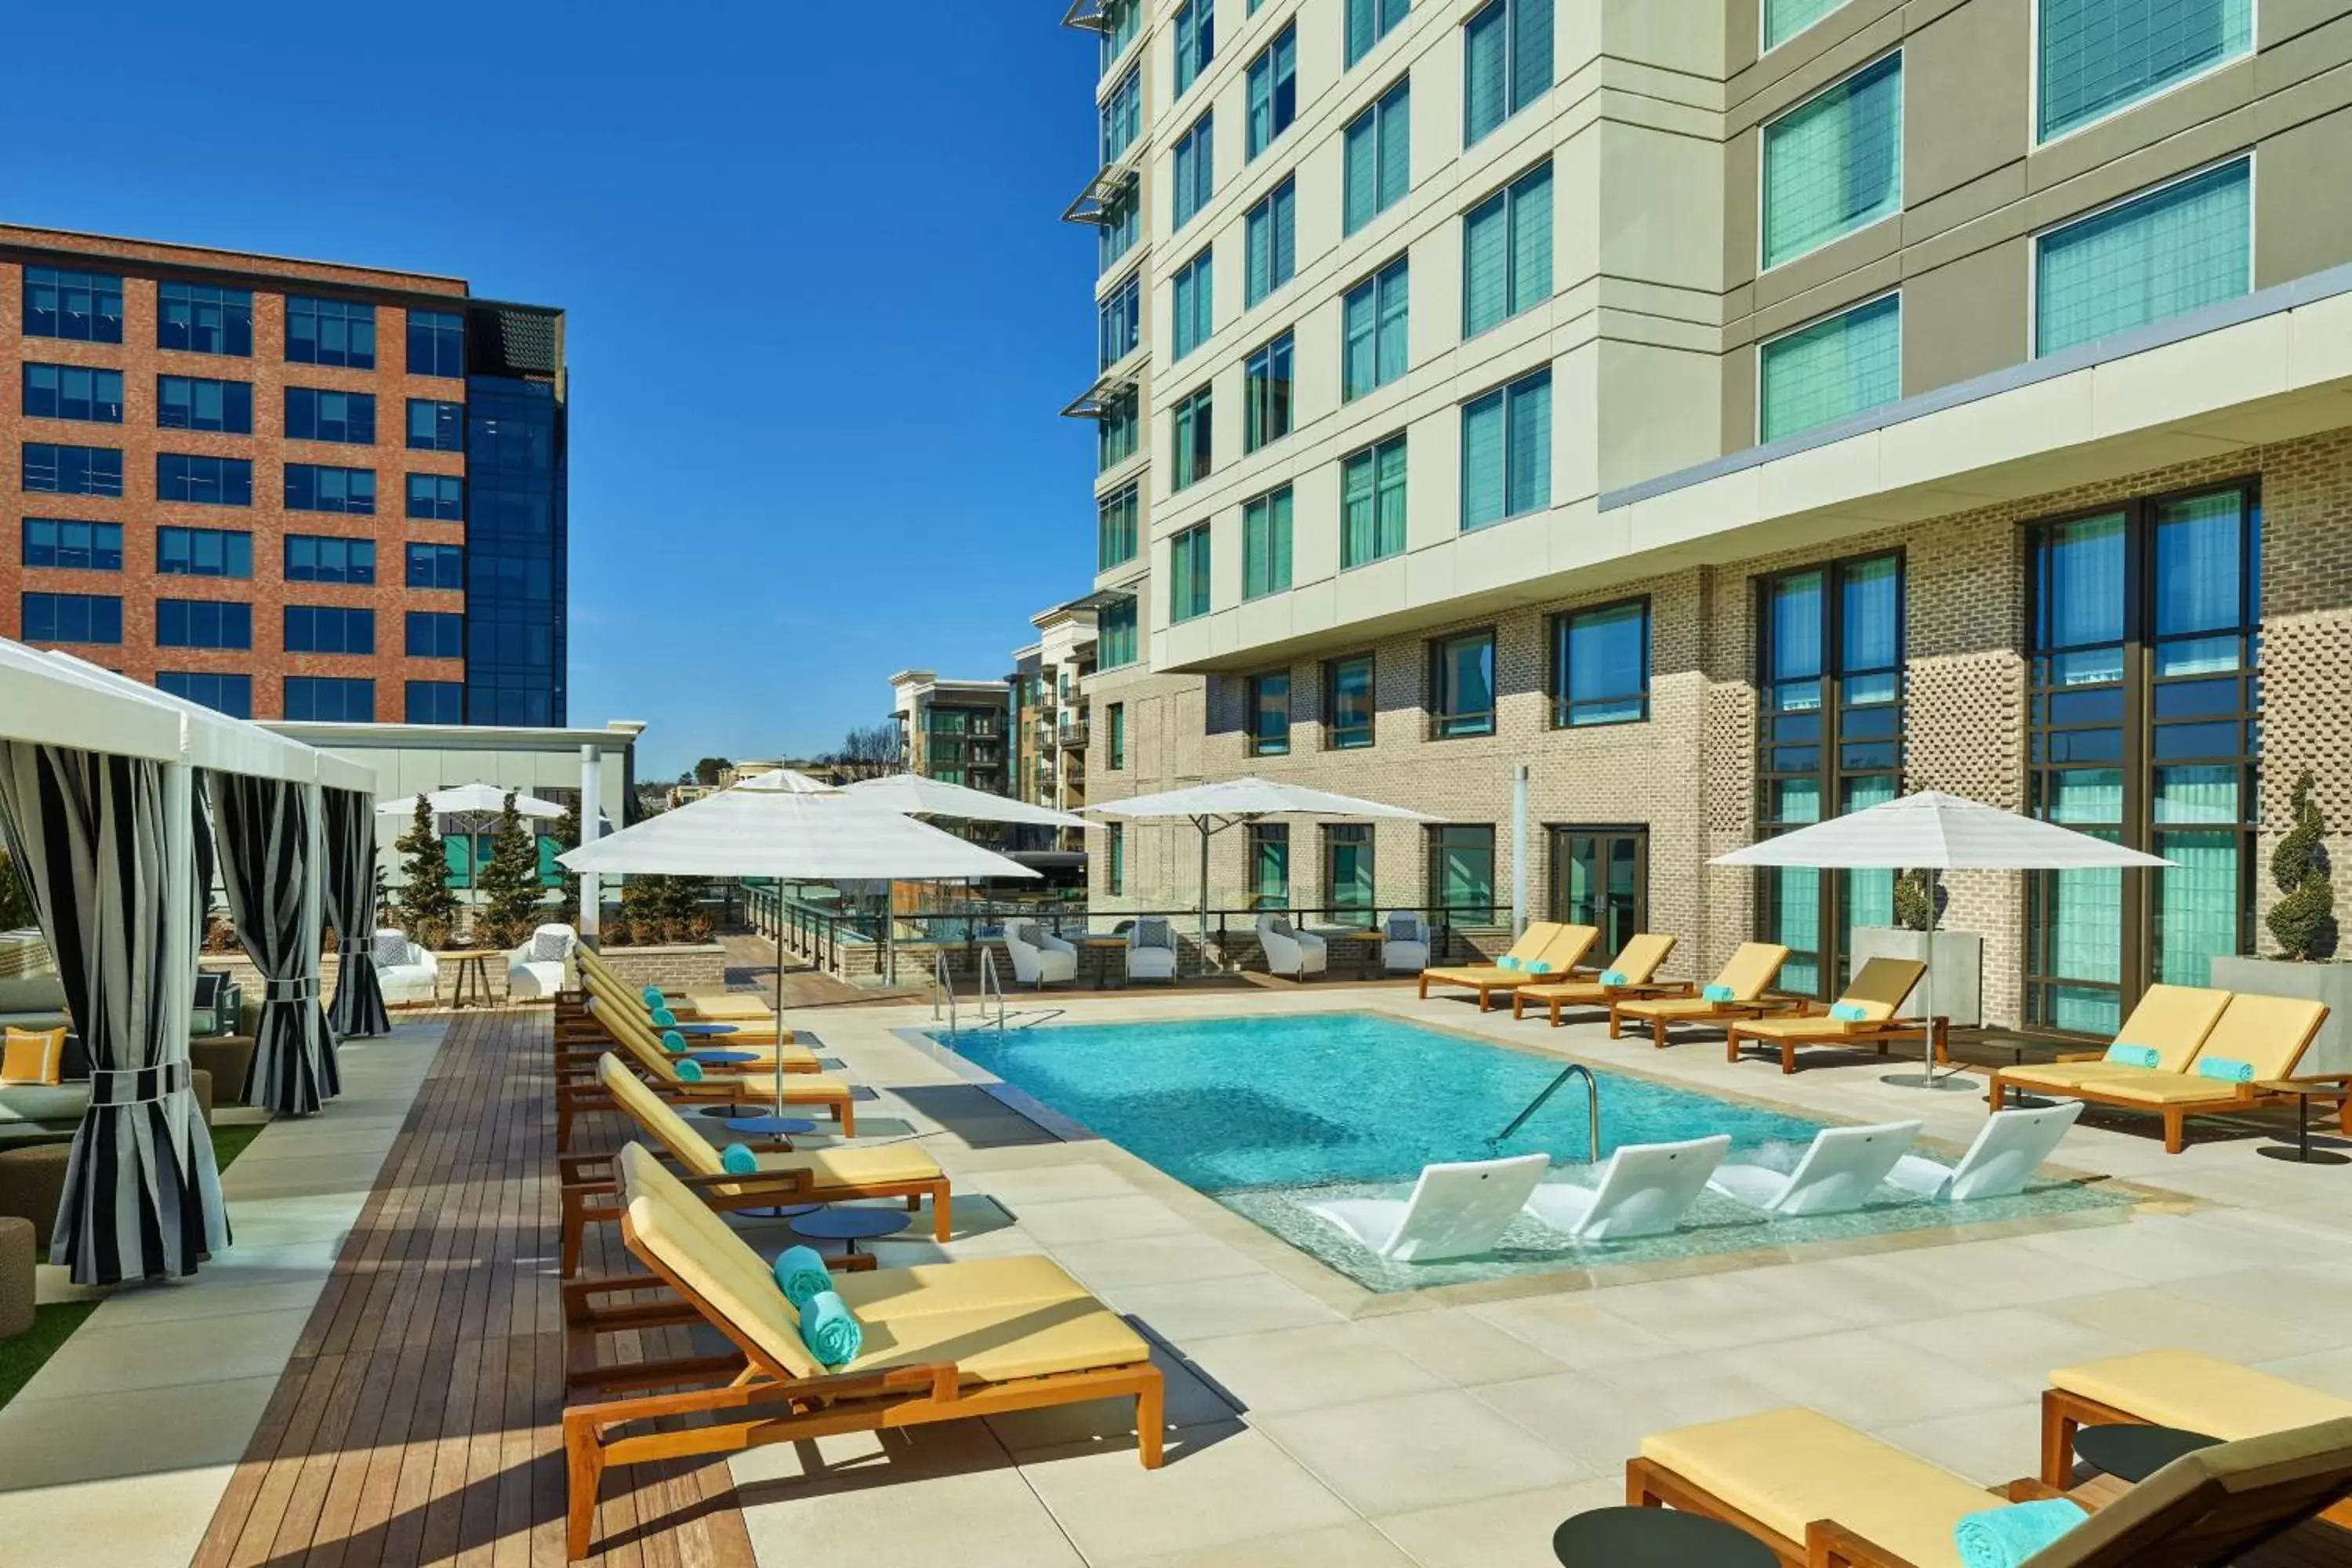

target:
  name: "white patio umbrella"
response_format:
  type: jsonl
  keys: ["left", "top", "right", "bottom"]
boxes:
{"left": 844, "top": 771, "right": 1088, "bottom": 829}
{"left": 1713, "top": 790, "right": 2172, "bottom": 1090}
{"left": 1085, "top": 776, "right": 1438, "bottom": 956}
{"left": 373, "top": 781, "right": 564, "bottom": 820}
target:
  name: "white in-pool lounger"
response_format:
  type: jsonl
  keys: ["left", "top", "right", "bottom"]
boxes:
{"left": 1704, "top": 1121, "right": 1921, "bottom": 1217}
{"left": 1520, "top": 1134, "right": 1730, "bottom": 1241}
{"left": 1885, "top": 1102, "right": 2084, "bottom": 1203}
{"left": 1303, "top": 1152, "right": 1550, "bottom": 1262}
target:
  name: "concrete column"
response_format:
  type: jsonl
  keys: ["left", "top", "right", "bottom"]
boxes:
{"left": 1511, "top": 762, "right": 1530, "bottom": 937}
{"left": 579, "top": 744, "right": 602, "bottom": 942}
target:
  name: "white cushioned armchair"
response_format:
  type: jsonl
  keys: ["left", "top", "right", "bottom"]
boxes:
{"left": 1380, "top": 911, "right": 1432, "bottom": 974}
{"left": 1125, "top": 917, "right": 1179, "bottom": 984}
{"left": 1256, "top": 913, "right": 1328, "bottom": 980}
{"left": 372, "top": 928, "right": 439, "bottom": 1007}
{"left": 507, "top": 923, "right": 578, "bottom": 1000}
{"left": 1003, "top": 920, "right": 1077, "bottom": 988}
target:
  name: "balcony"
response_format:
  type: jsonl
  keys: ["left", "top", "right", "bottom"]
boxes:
{"left": 1056, "top": 720, "right": 1090, "bottom": 750}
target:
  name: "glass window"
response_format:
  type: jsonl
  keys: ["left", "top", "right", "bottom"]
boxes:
{"left": 1460, "top": 368, "right": 1551, "bottom": 530}
{"left": 1174, "top": 0, "right": 1216, "bottom": 95}
{"left": 1428, "top": 824, "right": 1495, "bottom": 922}
{"left": 284, "top": 604, "right": 376, "bottom": 655}
{"left": 1103, "top": 702, "right": 1127, "bottom": 768}
{"left": 1172, "top": 248, "right": 1214, "bottom": 360}
{"left": 23, "top": 267, "right": 122, "bottom": 343}
{"left": 158, "top": 376, "right": 253, "bottom": 434}
{"left": 1098, "top": 387, "right": 1139, "bottom": 470}
{"left": 2039, "top": 0, "right": 2251, "bottom": 141}
{"left": 286, "top": 296, "right": 376, "bottom": 368}
{"left": 1100, "top": 596, "right": 1139, "bottom": 668}
{"left": 1098, "top": 179, "right": 1141, "bottom": 274}
{"left": 23, "top": 364, "right": 124, "bottom": 423}
{"left": 1245, "top": 177, "right": 1297, "bottom": 307}
{"left": 407, "top": 308, "right": 464, "bottom": 376}
{"left": 1760, "top": 292, "right": 1902, "bottom": 442}
{"left": 157, "top": 281, "right": 252, "bottom": 356}
{"left": 1325, "top": 822, "right": 1376, "bottom": 914}
{"left": 405, "top": 680, "right": 464, "bottom": 724}
{"left": 1347, "top": 0, "right": 1411, "bottom": 66}
{"left": 1430, "top": 630, "right": 1497, "bottom": 737}
{"left": 284, "top": 534, "right": 376, "bottom": 585}
{"left": 406, "top": 542, "right": 463, "bottom": 589}
{"left": 1171, "top": 522, "right": 1213, "bottom": 622}
{"left": 1765, "top": 0, "right": 1850, "bottom": 50}
{"left": 407, "top": 398, "right": 464, "bottom": 452}
{"left": 1171, "top": 385, "right": 1213, "bottom": 490}
{"left": 24, "top": 443, "right": 123, "bottom": 498}
{"left": 1343, "top": 256, "right": 1410, "bottom": 400}
{"left": 1464, "top": 0, "right": 1552, "bottom": 146}
{"left": 1344, "top": 79, "right": 1413, "bottom": 236}
{"left": 1100, "top": 270, "right": 1142, "bottom": 367}
{"left": 1242, "top": 485, "right": 1293, "bottom": 598}
{"left": 20, "top": 592, "right": 122, "bottom": 644}
{"left": 1244, "top": 332, "right": 1294, "bottom": 452}
{"left": 2034, "top": 158, "right": 2250, "bottom": 358}
{"left": 156, "top": 598, "right": 252, "bottom": 649}
{"left": 20, "top": 518, "right": 122, "bottom": 571}
{"left": 406, "top": 610, "right": 464, "bottom": 659}
{"left": 1100, "top": 0, "right": 1140, "bottom": 76}
{"left": 1552, "top": 599, "right": 1650, "bottom": 726}
{"left": 1098, "top": 482, "right": 1140, "bottom": 570}
{"left": 285, "top": 463, "right": 376, "bottom": 514}
{"left": 1763, "top": 53, "right": 1903, "bottom": 269}
{"left": 1341, "top": 433, "right": 1408, "bottom": 568}
{"left": 157, "top": 671, "right": 252, "bottom": 718}
{"left": 1173, "top": 112, "right": 1216, "bottom": 230}
{"left": 405, "top": 473, "right": 463, "bottom": 521}
{"left": 1102, "top": 64, "right": 1143, "bottom": 164}
{"left": 158, "top": 527, "right": 252, "bottom": 579}
{"left": 1107, "top": 822, "right": 1126, "bottom": 894}
{"left": 1551, "top": 826, "right": 1647, "bottom": 956}
{"left": 1247, "top": 24, "right": 1298, "bottom": 158}
{"left": 1247, "top": 670, "right": 1290, "bottom": 755}
{"left": 156, "top": 453, "right": 251, "bottom": 506}
{"left": 1249, "top": 822, "right": 1290, "bottom": 909}
{"left": 285, "top": 677, "right": 376, "bottom": 722}
{"left": 1463, "top": 160, "right": 1552, "bottom": 338}
{"left": 285, "top": 387, "right": 376, "bottom": 445}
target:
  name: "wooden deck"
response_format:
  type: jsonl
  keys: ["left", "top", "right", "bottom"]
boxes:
{"left": 191, "top": 1007, "right": 754, "bottom": 1568}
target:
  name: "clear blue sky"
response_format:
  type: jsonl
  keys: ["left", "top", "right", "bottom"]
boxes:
{"left": 5, "top": 2, "right": 1102, "bottom": 781}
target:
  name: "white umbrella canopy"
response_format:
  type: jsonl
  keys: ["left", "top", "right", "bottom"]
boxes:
{"left": 558, "top": 785, "right": 1040, "bottom": 882}
{"left": 727, "top": 768, "right": 841, "bottom": 794}
{"left": 375, "top": 782, "right": 564, "bottom": 819}
{"left": 844, "top": 771, "right": 1088, "bottom": 829}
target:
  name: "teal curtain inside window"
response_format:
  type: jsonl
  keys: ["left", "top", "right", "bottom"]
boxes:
{"left": 1330, "top": 657, "right": 1376, "bottom": 745}
{"left": 1760, "top": 293, "right": 1901, "bottom": 442}
{"left": 2046, "top": 770, "right": 2124, "bottom": 1032}
{"left": 1344, "top": 110, "right": 1377, "bottom": 234}
{"left": 1252, "top": 825, "right": 1290, "bottom": 908}
{"left": 1328, "top": 828, "right": 1374, "bottom": 913}
{"left": 1461, "top": 388, "right": 1506, "bottom": 528}
{"left": 2038, "top": 0, "right": 2250, "bottom": 141}
{"left": 2034, "top": 158, "right": 2249, "bottom": 357}
{"left": 1436, "top": 635, "right": 1495, "bottom": 735}
{"left": 1765, "top": 0, "right": 1850, "bottom": 49}
{"left": 1379, "top": 83, "right": 1411, "bottom": 211}
{"left": 1346, "top": 0, "right": 1410, "bottom": 65}
{"left": 2154, "top": 765, "right": 2238, "bottom": 987}
{"left": 1842, "top": 773, "right": 1898, "bottom": 938}
{"left": 1174, "top": 250, "right": 1213, "bottom": 360}
{"left": 1463, "top": 191, "right": 1510, "bottom": 336}
{"left": 1171, "top": 526, "right": 1211, "bottom": 621}
{"left": 1504, "top": 369, "right": 1551, "bottom": 517}
{"left": 1434, "top": 827, "right": 1496, "bottom": 920}
{"left": 1101, "top": 598, "right": 1138, "bottom": 667}
{"left": 1243, "top": 488, "right": 1293, "bottom": 598}
{"left": 1509, "top": 164, "right": 1552, "bottom": 316}
{"left": 1463, "top": 0, "right": 1509, "bottom": 143}
{"left": 1247, "top": 180, "right": 1295, "bottom": 305}
{"left": 1762, "top": 53, "right": 1902, "bottom": 268}
{"left": 1108, "top": 823, "right": 1125, "bottom": 894}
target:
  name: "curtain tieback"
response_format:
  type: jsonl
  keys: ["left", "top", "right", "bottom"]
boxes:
{"left": 89, "top": 1058, "right": 194, "bottom": 1109}
{"left": 263, "top": 976, "right": 321, "bottom": 1002}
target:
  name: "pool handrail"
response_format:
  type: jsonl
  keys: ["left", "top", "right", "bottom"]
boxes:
{"left": 1494, "top": 1062, "right": 1600, "bottom": 1163}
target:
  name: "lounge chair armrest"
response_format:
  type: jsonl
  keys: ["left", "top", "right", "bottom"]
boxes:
{"left": 674, "top": 1169, "right": 818, "bottom": 1201}
{"left": 2001, "top": 1478, "right": 2068, "bottom": 1504}
{"left": 1805, "top": 1521, "right": 1926, "bottom": 1568}
{"left": 785, "top": 1359, "right": 962, "bottom": 1405}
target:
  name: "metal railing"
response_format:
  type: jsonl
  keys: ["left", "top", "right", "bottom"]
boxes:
{"left": 933, "top": 949, "right": 956, "bottom": 1035}
{"left": 1494, "top": 1062, "right": 1601, "bottom": 1163}
{"left": 977, "top": 946, "right": 1007, "bottom": 1037}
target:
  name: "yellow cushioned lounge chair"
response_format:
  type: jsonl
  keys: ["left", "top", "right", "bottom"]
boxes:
{"left": 1721, "top": 956, "right": 1931, "bottom": 1075}
{"left": 1991, "top": 992, "right": 2334, "bottom": 1153}
{"left": 562, "top": 975, "right": 818, "bottom": 1077}
{"left": 557, "top": 1019, "right": 855, "bottom": 1150}
{"left": 562, "top": 1145, "right": 1162, "bottom": 1559}
{"left": 571, "top": 944, "right": 776, "bottom": 1021}
{"left": 1627, "top": 1403, "right": 2352, "bottom": 1568}
{"left": 1511, "top": 934, "right": 1679, "bottom": 1025}
{"left": 1417, "top": 924, "right": 1599, "bottom": 1011}
{"left": 1609, "top": 942, "right": 1794, "bottom": 1047}
{"left": 559, "top": 1054, "right": 952, "bottom": 1270}
{"left": 572, "top": 966, "right": 796, "bottom": 1047}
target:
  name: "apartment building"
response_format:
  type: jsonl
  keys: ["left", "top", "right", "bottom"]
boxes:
{"left": 888, "top": 670, "right": 1014, "bottom": 796}
{"left": 1011, "top": 597, "right": 1102, "bottom": 822}
{"left": 1064, "top": 0, "right": 2352, "bottom": 1036}
{"left": 2, "top": 225, "right": 566, "bottom": 725}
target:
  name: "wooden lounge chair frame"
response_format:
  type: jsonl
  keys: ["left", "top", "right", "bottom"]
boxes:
{"left": 1417, "top": 924, "right": 1599, "bottom": 1011}
{"left": 557, "top": 1150, "right": 950, "bottom": 1271}
{"left": 1719, "top": 959, "right": 1941, "bottom": 1075}
{"left": 554, "top": 1042, "right": 853, "bottom": 1152}
{"left": 1511, "top": 935, "right": 1682, "bottom": 1025}
{"left": 1608, "top": 944, "right": 1799, "bottom": 1047}
{"left": 561, "top": 1212, "right": 1163, "bottom": 1560}
{"left": 2037, "top": 1382, "right": 2352, "bottom": 1528}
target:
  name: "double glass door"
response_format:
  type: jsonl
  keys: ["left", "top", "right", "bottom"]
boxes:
{"left": 1550, "top": 827, "right": 1646, "bottom": 959}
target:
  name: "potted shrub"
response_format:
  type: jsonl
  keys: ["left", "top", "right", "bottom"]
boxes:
{"left": 1846, "top": 866, "right": 1984, "bottom": 1027}
{"left": 2212, "top": 770, "right": 2351, "bottom": 1075}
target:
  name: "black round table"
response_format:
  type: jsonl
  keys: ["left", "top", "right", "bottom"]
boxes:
{"left": 1552, "top": 1507, "right": 1778, "bottom": 1567}
{"left": 2074, "top": 1423, "right": 2220, "bottom": 1483}
{"left": 789, "top": 1207, "right": 913, "bottom": 1255}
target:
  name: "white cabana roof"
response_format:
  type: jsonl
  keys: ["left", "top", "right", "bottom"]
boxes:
{"left": 1084, "top": 775, "right": 1439, "bottom": 825}
{"left": 1711, "top": 789, "right": 2172, "bottom": 870}
{"left": 374, "top": 782, "right": 564, "bottom": 818}
{"left": 0, "top": 641, "right": 376, "bottom": 789}
{"left": 728, "top": 768, "right": 840, "bottom": 794}
{"left": 844, "top": 771, "right": 1088, "bottom": 829}
{"left": 559, "top": 780, "right": 1040, "bottom": 881}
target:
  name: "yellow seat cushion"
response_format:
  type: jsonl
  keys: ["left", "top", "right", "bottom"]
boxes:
{"left": 2053, "top": 1349, "right": 2352, "bottom": 1441}
{"left": 2112, "top": 985, "right": 2233, "bottom": 1071}
{"left": 1423, "top": 965, "right": 1523, "bottom": 987}
{"left": 1837, "top": 957, "right": 1925, "bottom": 1020}
{"left": 2083, "top": 1074, "right": 2256, "bottom": 1105}
{"left": 703, "top": 1073, "right": 850, "bottom": 1104}
{"left": 1735, "top": 1016, "right": 1867, "bottom": 1040}
{"left": 834, "top": 1255, "right": 1093, "bottom": 1319}
{"left": 679, "top": 993, "right": 775, "bottom": 1020}
{"left": 844, "top": 1299, "right": 1152, "bottom": 1385}
{"left": 746, "top": 1144, "right": 945, "bottom": 1189}
{"left": 1619, "top": 996, "right": 1740, "bottom": 1021}
{"left": 2000, "top": 1064, "right": 2129, "bottom": 1094}
{"left": 1519, "top": 982, "right": 1610, "bottom": 1004}
{"left": 0, "top": 1027, "right": 66, "bottom": 1087}
{"left": 2195, "top": 993, "right": 2331, "bottom": 1081}
{"left": 1642, "top": 1407, "right": 1987, "bottom": 1568}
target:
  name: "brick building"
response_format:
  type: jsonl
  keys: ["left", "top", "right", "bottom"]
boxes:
{"left": 2, "top": 224, "right": 565, "bottom": 726}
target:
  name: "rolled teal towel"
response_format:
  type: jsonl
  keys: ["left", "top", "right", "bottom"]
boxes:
{"left": 1952, "top": 1498, "right": 2086, "bottom": 1568}
{"left": 661, "top": 1028, "right": 688, "bottom": 1054}
{"left": 2104, "top": 1043, "right": 2161, "bottom": 1068}
{"left": 720, "top": 1143, "right": 758, "bottom": 1175}
{"left": 673, "top": 1057, "right": 704, "bottom": 1082}
{"left": 1497, "top": 956, "right": 1523, "bottom": 971}
{"left": 2196, "top": 1054, "right": 2256, "bottom": 1083}
{"left": 772, "top": 1244, "right": 833, "bottom": 1308}
{"left": 651, "top": 1006, "right": 678, "bottom": 1028}
{"left": 1702, "top": 983, "right": 1736, "bottom": 1002}
{"left": 1830, "top": 1002, "right": 1870, "bottom": 1022}
{"left": 641, "top": 985, "right": 665, "bottom": 1008}
{"left": 799, "top": 1289, "right": 864, "bottom": 1367}
{"left": 1526, "top": 960, "right": 1552, "bottom": 975}
{"left": 1599, "top": 968, "right": 1629, "bottom": 985}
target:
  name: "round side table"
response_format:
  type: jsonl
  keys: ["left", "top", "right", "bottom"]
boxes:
{"left": 1552, "top": 1507, "right": 1778, "bottom": 1567}
{"left": 691, "top": 1050, "right": 762, "bottom": 1066}
{"left": 2074, "top": 1423, "right": 2220, "bottom": 1483}
{"left": 789, "top": 1207, "right": 914, "bottom": 1255}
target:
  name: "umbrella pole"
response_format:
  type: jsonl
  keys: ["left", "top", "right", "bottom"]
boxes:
{"left": 1198, "top": 818, "right": 1211, "bottom": 975}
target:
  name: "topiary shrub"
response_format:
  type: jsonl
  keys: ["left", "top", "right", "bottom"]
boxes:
{"left": 2267, "top": 769, "right": 2338, "bottom": 961}
{"left": 1893, "top": 869, "right": 1940, "bottom": 931}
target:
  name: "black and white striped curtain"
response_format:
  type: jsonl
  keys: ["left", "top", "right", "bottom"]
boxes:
{"left": 213, "top": 772, "right": 339, "bottom": 1114}
{"left": 0, "top": 744, "right": 227, "bottom": 1284}
{"left": 322, "top": 787, "right": 390, "bottom": 1038}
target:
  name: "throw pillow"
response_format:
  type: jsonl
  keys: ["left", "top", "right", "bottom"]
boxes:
{"left": 372, "top": 930, "right": 412, "bottom": 968}
{"left": 0, "top": 1026, "right": 67, "bottom": 1087}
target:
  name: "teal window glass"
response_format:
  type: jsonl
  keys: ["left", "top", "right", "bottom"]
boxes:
{"left": 1173, "top": 112, "right": 1216, "bottom": 230}
{"left": 1429, "top": 824, "right": 1495, "bottom": 920}
{"left": 1098, "top": 483, "right": 1140, "bottom": 569}
{"left": 1174, "top": 0, "right": 1216, "bottom": 96}
{"left": 1463, "top": 0, "right": 1551, "bottom": 146}
{"left": 1342, "top": 256, "right": 1410, "bottom": 400}
{"left": 1242, "top": 486, "right": 1293, "bottom": 599}
{"left": 1762, "top": 53, "right": 1902, "bottom": 268}
{"left": 1247, "top": 25, "right": 1298, "bottom": 159}
{"left": 1552, "top": 599, "right": 1650, "bottom": 726}
{"left": 1099, "top": 271, "right": 1142, "bottom": 367}
{"left": 24, "top": 364, "right": 124, "bottom": 423}
{"left": 1247, "top": 671, "right": 1290, "bottom": 753}
{"left": 1460, "top": 368, "right": 1551, "bottom": 531}
{"left": 1172, "top": 248, "right": 1214, "bottom": 360}
{"left": 1108, "top": 702, "right": 1126, "bottom": 767}
{"left": 2034, "top": 158, "right": 2249, "bottom": 357}
{"left": 1462, "top": 160, "right": 1552, "bottom": 338}
{"left": 1098, "top": 181, "right": 1141, "bottom": 274}
{"left": 1327, "top": 655, "right": 1376, "bottom": 749}
{"left": 1098, "top": 387, "right": 1139, "bottom": 471}
{"left": 1100, "top": 596, "right": 1140, "bottom": 667}
{"left": 158, "top": 526, "right": 252, "bottom": 579}
{"left": 1347, "top": 0, "right": 1411, "bottom": 65}
{"left": 1249, "top": 823, "right": 1290, "bottom": 908}
{"left": 20, "top": 592, "right": 122, "bottom": 644}
{"left": 1759, "top": 292, "right": 1902, "bottom": 442}
{"left": 1245, "top": 332, "right": 1294, "bottom": 452}
{"left": 1343, "top": 79, "right": 1412, "bottom": 234}
{"left": 1100, "top": 0, "right": 1140, "bottom": 77}
{"left": 1172, "top": 386, "right": 1214, "bottom": 490}
{"left": 2038, "top": 0, "right": 2251, "bottom": 141}
{"left": 1171, "top": 523, "right": 1212, "bottom": 622}
{"left": 1341, "top": 434, "right": 1408, "bottom": 568}
{"left": 1102, "top": 64, "right": 1142, "bottom": 164}
{"left": 1107, "top": 822, "right": 1125, "bottom": 893}
{"left": 1245, "top": 178, "right": 1297, "bottom": 306}
{"left": 1430, "top": 630, "right": 1496, "bottom": 737}
{"left": 1326, "top": 823, "right": 1375, "bottom": 913}
{"left": 21, "top": 518, "right": 122, "bottom": 571}
{"left": 1764, "top": 0, "right": 1850, "bottom": 50}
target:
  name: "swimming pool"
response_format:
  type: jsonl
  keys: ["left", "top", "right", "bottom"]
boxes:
{"left": 933, "top": 1011, "right": 2128, "bottom": 1292}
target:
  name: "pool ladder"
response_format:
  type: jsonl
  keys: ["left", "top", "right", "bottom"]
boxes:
{"left": 931, "top": 949, "right": 1007, "bottom": 1040}
{"left": 1491, "top": 1062, "right": 1601, "bottom": 1163}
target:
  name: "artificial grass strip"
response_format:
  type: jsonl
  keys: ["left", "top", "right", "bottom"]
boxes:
{"left": 211, "top": 1121, "right": 266, "bottom": 1171}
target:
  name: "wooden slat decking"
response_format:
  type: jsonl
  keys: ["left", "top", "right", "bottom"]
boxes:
{"left": 191, "top": 1007, "right": 755, "bottom": 1568}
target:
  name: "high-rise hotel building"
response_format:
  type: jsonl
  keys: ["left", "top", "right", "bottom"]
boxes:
{"left": 2, "top": 225, "right": 566, "bottom": 726}
{"left": 1065, "top": 0, "right": 2352, "bottom": 1036}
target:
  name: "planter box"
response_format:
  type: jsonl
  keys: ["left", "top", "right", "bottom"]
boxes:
{"left": 1849, "top": 926, "right": 1983, "bottom": 1029}
{"left": 2209, "top": 956, "right": 2352, "bottom": 1078}
{"left": 589, "top": 942, "right": 727, "bottom": 995}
